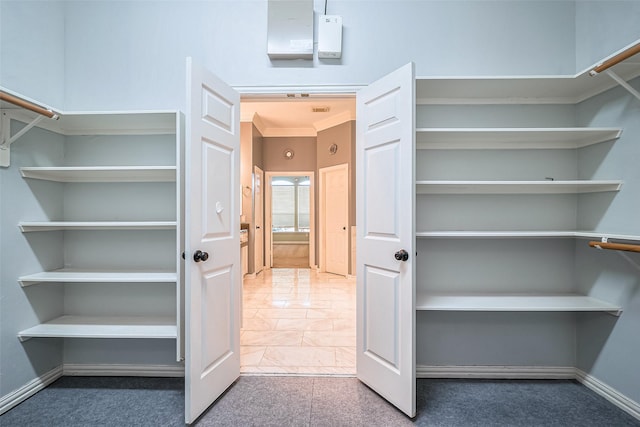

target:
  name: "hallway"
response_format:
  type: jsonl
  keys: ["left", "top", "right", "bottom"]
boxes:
{"left": 241, "top": 268, "right": 356, "bottom": 375}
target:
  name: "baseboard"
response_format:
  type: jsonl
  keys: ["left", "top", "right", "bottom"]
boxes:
{"left": 416, "top": 365, "right": 576, "bottom": 379}
{"left": 0, "top": 365, "right": 63, "bottom": 415}
{"left": 575, "top": 369, "right": 640, "bottom": 421}
{"left": 63, "top": 363, "right": 185, "bottom": 377}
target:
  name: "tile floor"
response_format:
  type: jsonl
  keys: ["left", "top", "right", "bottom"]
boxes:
{"left": 241, "top": 268, "right": 356, "bottom": 375}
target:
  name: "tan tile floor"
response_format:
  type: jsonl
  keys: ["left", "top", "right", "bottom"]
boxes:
{"left": 241, "top": 268, "right": 356, "bottom": 375}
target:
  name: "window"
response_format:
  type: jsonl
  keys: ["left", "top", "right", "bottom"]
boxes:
{"left": 272, "top": 176, "right": 310, "bottom": 233}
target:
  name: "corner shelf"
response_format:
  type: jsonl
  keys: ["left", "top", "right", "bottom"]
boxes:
{"left": 417, "top": 231, "right": 640, "bottom": 240}
{"left": 20, "top": 166, "right": 177, "bottom": 182}
{"left": 416, "top": 231, "right": 578, "bottom": 238}
{"left": 416, "top": 180, "right": 622, "bottom": 195}
{"left": 416, "top": 128, "right": 622, "bottom": 150}
{"left": 415, "top": 60, "right": 640, "bottom": 105}
{"left": 19, "top": 221, "right": 177, "bottom": 232}
{"left": 17, "top": 315, "right": 178, "bottom": 341}
{"left": 19, "top": 269, "right": 178, "bottom": 287}
{"left": 416, "top": 293, "right": 622, "bottom": 316}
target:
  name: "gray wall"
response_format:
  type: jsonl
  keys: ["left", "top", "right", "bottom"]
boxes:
{"left": 0, "top": 0, "right": 578, "bottom": 112}
{"left": 574, "top": 76, "right": 640, "bottom": 404}
{"left": 0, "top": 1, "right": 65, "bottom": 106}
{"left": 262, "top": 137, "right": 317, "bottom": 172}
{"left": 0, "top": 124, "right": 66, "bottom": 398}
{"left": 575, "top": 2, "right": 640, "bottom": 72}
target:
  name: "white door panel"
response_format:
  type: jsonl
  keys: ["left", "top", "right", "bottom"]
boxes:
{"left": 185, "top": 58, "right": 241, "bottom": 424}
{"left": 254, "top": 166, "right": 264, "bottom": 273}
{"left": 321, "top": 164, "right": 349, "bottom": 276}
{"left": 356, "top": 62, "right": 415, "bottom": 418}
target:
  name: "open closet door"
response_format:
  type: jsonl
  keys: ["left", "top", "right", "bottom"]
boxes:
{"left": 185, "top": 58, "right": 241, "bottom": 424}
{"left": 356, "top": 62, "right": 416, "bottom": 417}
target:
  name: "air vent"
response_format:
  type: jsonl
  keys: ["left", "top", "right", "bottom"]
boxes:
{"left": 312, "top": 106, "right": 330, "bottom": 113}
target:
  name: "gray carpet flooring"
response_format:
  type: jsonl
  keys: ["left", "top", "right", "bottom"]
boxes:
{"left": 1, "top": 376, "right": 638, "bottom": 426}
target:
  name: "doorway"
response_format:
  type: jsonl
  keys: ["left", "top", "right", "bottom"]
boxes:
{"left": 269, "top": 174, "right": 311, "bottom": 268}
{"left": 239, "top": 95, "right": 357, "bottom": 375}
{"left": 265, "top": 171, "right": 315, "bottom": 270}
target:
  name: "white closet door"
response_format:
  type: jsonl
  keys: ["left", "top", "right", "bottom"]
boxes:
{"left": 321, "top": 163, "right": 349, "bottom": 276}
{"left": 356, "top": 62, "right": 416, "bottom": 417}
{"left": 185, "top": 58, "right": 241, "bottom": 424}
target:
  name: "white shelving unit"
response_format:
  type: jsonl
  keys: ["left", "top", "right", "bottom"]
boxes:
{"left": 415, "top": 58, "right": 640, "bottom": 105}
{"left": 18, "top": 316, "right": 177, "bottom": 341}
{"left": 19, "top": 221, "right": 177, "bottom": 232}
{"left": 415, "top": 294, "right": 622, "bottom": 316}
{"left": 416, "top": 180, "right": 622, "bottom": 194}
{"left": 414, "top": 70, "right": 629, "bottom": 331}
{"left": 19, "top": 269, "right": 178, "bottom": 287}
{"left": 416, "top": 128, "right": 622, "bottom": 150}
{"left": 14, "top": 111, "right": 183, "bottom": 357}
{"left": 20, "top": 166, "right": 176, "bottom": 182}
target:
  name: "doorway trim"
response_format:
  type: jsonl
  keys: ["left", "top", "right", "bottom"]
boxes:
{"left": 265, "top": 170, "right": 316, "bottom": 270}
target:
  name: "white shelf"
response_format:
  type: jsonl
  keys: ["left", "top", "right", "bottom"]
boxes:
{"left": 416, "top": 180, "right": 622, "bottom": 195}
{"left": 19, "top": 269, "right": 178, "bottom": 287}
{"left": 416, "top": 293, "right": 622, "bottom": 316}
{"left": 19, "top": 221, "right": 177, "bottom": 232}
{"left": 416, "top": 128, "right": 622, "bottom": 150}
{"left": 416, "top": 231, "right": 640, "bottom": 240}
{"left": 417, "top": 231, "right": 579, "bottom": 238}
{"left": 416, "top": 60, "right": 640, "bottom": 105}
{"left": 17, "top": 315, "right": 178, "bottom": 341}
{"left": 20, "top": 166, "right": 176, "bottom": 182}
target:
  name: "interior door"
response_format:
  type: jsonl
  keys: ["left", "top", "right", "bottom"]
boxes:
{"left": 254, "top": 165, "right": 264, "bottom": 273}
{"left": 185, "top": 58, "right": 241, "bottom": 424}
{"left": 356, "top": 63, "right": 416, "bottom": 417}
{"left": 321, "top": 163, "right": 349, "bottom": 276}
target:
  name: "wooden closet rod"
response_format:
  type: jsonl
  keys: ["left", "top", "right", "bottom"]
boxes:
{"left": 589, "top": 241, "right": 640, "bottom": 253}
{"left": 590, "top": 42, "right": 640, "bottom": 75}
{"left": 0, "top": 91, "right": 58, "bottom": 119}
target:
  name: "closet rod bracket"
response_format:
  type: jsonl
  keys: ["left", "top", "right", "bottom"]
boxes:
{"left": 591, "top": 237, "right": 640, "bottom": 273}
{"left": 0, "top": 112, "right": 46, "bottom": 167}
{"left": 603, "top": 70, "right": 640, "bottom": 103}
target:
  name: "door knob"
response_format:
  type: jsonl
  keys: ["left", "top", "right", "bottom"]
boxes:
{"left": 394, "top": 249, "right": 409, "bottom": 262}
{"left": 193, "top": 250, "right": 209, "bottom": 262}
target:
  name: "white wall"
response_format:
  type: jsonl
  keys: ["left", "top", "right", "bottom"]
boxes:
{"left": 575, "top": 1, "right": 640, "bottom": 73}
{"left": 0, "top": 124, "right": 66, "bottom": 399}
{"left": 0, "top": 0, "right": 65, "bottom": 106}
{"left": 62, "top": 0, "right": 577, "bottom": 111}
{"left": 575, "top": 76, "right": 640, "bottom": 405}
{"left": 0, "top": 0, "right": 66, "bottom": 402}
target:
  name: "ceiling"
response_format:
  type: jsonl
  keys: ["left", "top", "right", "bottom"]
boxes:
{"left": 240, "top": 96, "right": 356, "bottom": 137}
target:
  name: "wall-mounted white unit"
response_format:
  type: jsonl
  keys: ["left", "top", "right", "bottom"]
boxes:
{"left": 318, "top": 15, "right": 342, "bottom": 59}
{"left": 267, "top": 0, "right": 313, "bottom": 60}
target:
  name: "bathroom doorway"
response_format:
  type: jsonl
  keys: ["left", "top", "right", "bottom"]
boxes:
{"left": 269, "top": 174, "right": 311, "bottom": 268}
{"left": 239, "top": 95, "right": 357, "bottom": 375}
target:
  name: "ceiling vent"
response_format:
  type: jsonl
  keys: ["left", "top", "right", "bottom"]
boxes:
{"left": 312, "top": 106, "right": 330, "bottom": 113}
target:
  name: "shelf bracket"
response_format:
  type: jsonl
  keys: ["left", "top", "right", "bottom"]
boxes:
{"left": 0, "top": 112, "right": 46, "bottom": 167}
{"left": 604, "top": 70, "right": 640, "bottom": 103}
{"left": 596, "top": 237, "right": 640, "bottom": 273}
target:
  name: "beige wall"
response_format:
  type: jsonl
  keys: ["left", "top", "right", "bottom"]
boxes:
{"left": 262, "top": 137, "right": 317, "bottom": 172}
{"left": 242, "top": 121, "right": 355, "bottom": 274}
{"left": 240, "top": 122, "right": 264, "bottom": 274}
